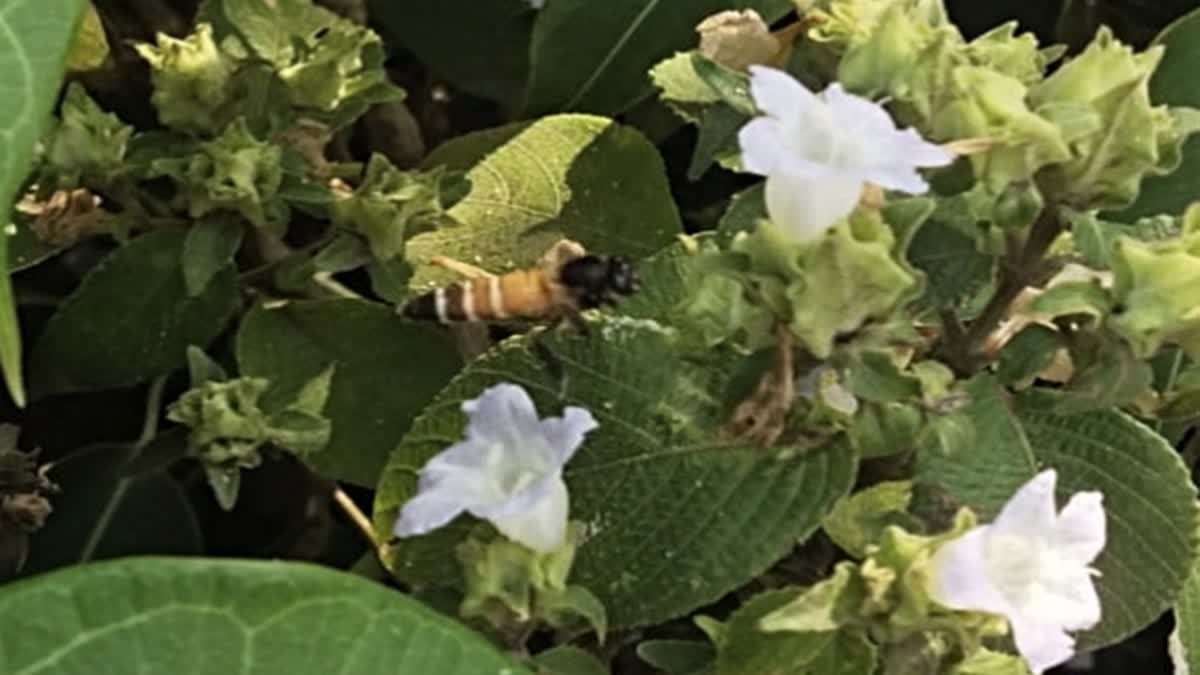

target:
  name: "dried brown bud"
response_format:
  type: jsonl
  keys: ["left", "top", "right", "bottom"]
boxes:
{"left": 2, "top": 493, "right": 53, "bottom": 532}
{"left": 697, "top": 10, "right": 784, "bottom": 71}
{"left": 19, "top": 188, "right": 111, "bottom": 246}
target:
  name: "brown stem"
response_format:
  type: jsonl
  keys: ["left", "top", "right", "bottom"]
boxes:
{"left": 962, "top": 208, "right": 1064, "bottom": 364}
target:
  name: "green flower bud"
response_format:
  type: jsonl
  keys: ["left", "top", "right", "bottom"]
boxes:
{"left": 42, "top": 84, "right": 132, "bottom": 188}
{"left": 1029, "top": 28, "right": 1200, "bottom": 210}
{"left": 149, "top": 119, "right": 285, "bottom": 230}
{"left": 134, "top": 24, "right": 233, "bottom": 134}
{"left": 964, "top": 22, "right": 1062, "bottom": 87}
{"left": 933, "top": 66, "right": 1069, "bottom": 192}
{"left": 1108, "top": 232, "right": 1200, "bottom": 358}
{"left": 330, "top": 155, "right": 451, "bottom": 262}
{"left": 168, "top": 377, "right": 273, "bottom": 467}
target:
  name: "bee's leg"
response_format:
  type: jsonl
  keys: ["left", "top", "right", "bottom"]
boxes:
{"left": 563, "top": 307, "right": 591, "bottom": 338}
{"left": 428, "top": 255, "right": 495, "bottom": 280}
{"left": 529, "top": 320, "right": 570, "bottom": 399}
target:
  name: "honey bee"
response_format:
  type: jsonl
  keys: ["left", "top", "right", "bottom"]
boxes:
{"left": 402, "top": 239, "right": 640, "bottom": 324}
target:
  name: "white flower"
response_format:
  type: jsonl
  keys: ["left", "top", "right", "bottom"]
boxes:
{"left": 527, "top": 0, "right": 545, "bottom": 8}
{"left": 392, "top": 383, "right": 597, "bottom": 553}
{"left": 927, "top": 470, "right": 1106, "bottom": 674}
{"left": 737, "top": 67, "right": 954, "bottom": 241}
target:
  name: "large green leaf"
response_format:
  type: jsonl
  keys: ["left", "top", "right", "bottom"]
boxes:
{"left": 1109, "top": 9, "right": 1200, "bottom": 220}
{"left": 374, "top": 319, "right": 858, "bottom": 629}
{"left": 0, "top": 557, "right": 531, "bottom": 675}
{"left": 1172, "top": 550, "right": 1200, "bottom": 675}
{"left": 0, "top": 0, "right": 88, "bottom": 406}
{"left": 369, "top": 0, "right": 534, "bottom": 112}
{"left": 22, "top": 440, "right": 202, "bottom": 574}
{"left": 916, "top": 376, "right": 1200, "bottom": 650}
{"left": 409, "top": 114, "right": 681, "bottom": 288}
{"left": 523, "top": 0, "right": 792, "bottom": 116}
{"left": 29, "top": 230, "right": 238, "bottom": 397}
{"left": 236, "top": 299, "right": 461, "bottom": 487}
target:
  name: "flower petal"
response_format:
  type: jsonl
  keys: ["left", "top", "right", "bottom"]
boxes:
{"left": 822, "top": 83, "right": 901, "bottom": 139}
{"left": 1033, "top": 566, "right": 1102, "bottom": 631}
{"left": 475, "top": 473, "right": 570, "bottom": 552}
{"left": 1054, "top": 490, "right": 1106, "bottom": 566}
{"left": 991, "top": 470, "right": 1059, "bottom": 538}
{"left": 927, "top": 526, "right": 1013, "bottom": 616}
{"left": 739, "top": 118, "right": 833, "bottom": 178}
{"left": 764, "top": 172, "right": 861, "bottom": 241}
{"left": 748, "top": 65, "right": 818, "bottom": 121}
{"left": 393, "top": 487, "right": 469, "bottom": 538}
{"left": 540, "top": 406, "right": 598, "bottom": 465}
{"left": 417, "top": 438, "right": 507, "bottom": 502}
{"left": 1008, "top": 613, "right": 1078, "bottom": 674}
{"left": 463, "top": 383, "right": 543, "bottom": 446}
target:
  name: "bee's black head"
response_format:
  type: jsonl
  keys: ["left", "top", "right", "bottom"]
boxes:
{"left": 561, "top": 254, "right": 640, "bottom": 307}
{"left": 606, "top": 256, "right": 639, "bottom": 295}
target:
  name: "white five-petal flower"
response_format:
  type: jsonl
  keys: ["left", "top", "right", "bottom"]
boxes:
{"left": 392, "top": 383, "right": 597, "bottom": 553}
{"left": 737, "top": 66, "right": 954, "bottom": 241}
{"left": 927, "top": 470, "right": 1106, "bottom": 674}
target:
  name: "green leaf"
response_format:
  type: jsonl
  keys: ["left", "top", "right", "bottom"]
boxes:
{"left": 0, "top": 557, "right": 532, "bottom": 674}
{"left": 907, "top": 218, "right": 995, "bottom": 317}
{"left": 995, "top": 325, "right": 1060, "bottom": 388}
{"left": 950, "top": 648, "right": 1031, "bottom": 675}
{"left": 6, "top": 217, "right": 63, "bottom": 272}
{"left": 21, "top": 442, "right": 202, "bottom": 575}
{"left": 845, "top": 351, "right": 921, "bottom": 404}
{"left": 532, "top": 646, "right": 609, "bottom": 675}
{"left": 182, "top": 217, "right": 245, "bottom": 297}
{"left": 374, "top": 319, "right": 857, "bottom": 629}
{"left": 916, "top": 376, "right": 1200, "bottom": 650}
{"left": 822, "top": 481, "right": 915, "bottom": 559}
{"left": 409, "top": 114, "right": 682, "bottom": 289}
{"left": 236, "top": 299, "right": 460, "bottom": 486}
{"left": 716, "top": 588, "right": 833, "bottom": 675}
{"left": 524, "top": 0, "right": 791, "bottom": 116}
{"left": 637, "top": 640, "right": 715, "bottom": 675}
{"left": 1171, "top": 549, "right": 1200, "bottom": 675}
{"left": 716, "top": 183, "right": 765, "bottom": 245}
{"left": 1108, "top": 9, "right": 1200, "bottom": 220}
{"left": 369, "top": 0, "right": 533, "bottom": 112}
{"left": 0, "top": 0, "right": 88, "bottom": 406}
{"left": 1069, "top": 209, "right": 1179, "bottom": 269}
{"left": 800, "top": 630, "right": 877, "bottom": 675}
{"left": 201, "top": 0, "right": 404, "bottom": 129}
{"left": 30, "top": 230, "right": 238, "bottom": 397}
{"left": 65, "top": 3, "right": 109, "bottom": 72}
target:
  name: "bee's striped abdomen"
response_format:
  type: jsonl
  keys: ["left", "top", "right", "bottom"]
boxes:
{"left": 403, "top": 269, "right": 565, "bottom": 323}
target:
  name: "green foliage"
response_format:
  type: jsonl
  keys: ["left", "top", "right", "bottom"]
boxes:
{"left": 917, "top": 377, "right": 1200, "bottom": 650}
{"left": 6, "top": 0, "right": 1200, "bottom": 672}
{"left": 524, "top": 0, "right": 792, "bottom": 116}
{"left": 1110, "top": 8, "right": 1200, "bottom": 220}
{"left": 408, "top": 114, "right": 682, "bottom": 288}
{"left": 369, "top": 0, "right": 534, "bottom": 113}
{"left": 0, "top": 0, "right": 88, "bottom": 406}
{"left": 29, "top": 230, "right": 238, "bottom": 397}
{"left": 236, "top": 300, "right": 460, "bottom": 486}
{"left": 21, "top": 440, "right": 202, "bottom": 574}
{"left": 168, "top": 347, "right": 332, "bottom": 509}
{"left": 1171, "top": 552, "right": 1200, "bottom": 675}
{"left": 374, "top": 318, "right": 858, "bottom": 628}
{"left": 0, "top": 557, "right": 532, "bottom": 674}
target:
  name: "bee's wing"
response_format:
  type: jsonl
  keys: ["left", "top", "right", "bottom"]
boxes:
{"left": 537, "top": 239, "right": 588, "bottom": 275}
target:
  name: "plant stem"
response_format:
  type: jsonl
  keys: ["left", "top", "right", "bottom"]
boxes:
{"left": 963, "top": 208, "right": 1064, "bottom": 364}
{"left": 332, "top": 486, "right": 378, "bottom": 550}
{"left": 135, "top": 376, "right": 168, "bottom": 451}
